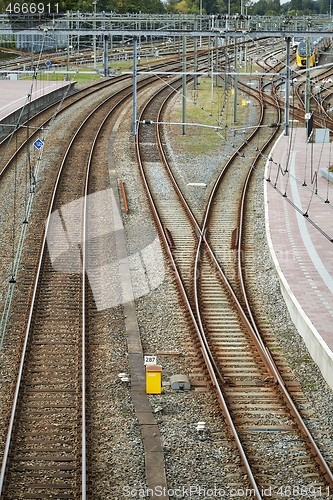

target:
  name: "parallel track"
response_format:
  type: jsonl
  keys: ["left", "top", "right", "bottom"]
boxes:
{"left": 1, "top": 40, "right": 333, "bottom": 498}
{"left": 0, "top": 74, "right": 166, "bottom": 498}
{"left": 135, "top": 67, "right": 333, "bottom": 497}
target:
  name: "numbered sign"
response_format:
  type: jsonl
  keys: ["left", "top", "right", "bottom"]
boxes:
{"left": 144, "top": 355, "right": 157, "bottom": 365}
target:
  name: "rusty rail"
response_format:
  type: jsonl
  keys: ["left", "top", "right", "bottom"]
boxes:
{"left": 120, "top": 180, "right": 129, "bottom": 214}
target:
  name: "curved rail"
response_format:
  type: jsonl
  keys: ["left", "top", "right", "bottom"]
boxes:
{"left": 136, "top": 76, "right": 265, "bottom": 497}
{"left": 135, "top": 53, "right": 333, "bottom": 495}
{"left": 0, "top": 77, "right": 149, "bottom": 497}
{"left": 237, "top": 78, "right": 333, "bottom": 489}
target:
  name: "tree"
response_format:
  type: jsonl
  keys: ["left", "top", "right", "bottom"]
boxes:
{"left": 165, "top": 0, "right": 200, "bottom": 13}
{"left": 109, "top": 0, "right": 165, "bottom": 12}
{"left": 249, "top": 0, "right": 281, "bottom": 15}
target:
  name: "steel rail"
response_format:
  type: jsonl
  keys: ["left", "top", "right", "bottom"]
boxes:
{"left": 155, "top": 65, "right": 333, "bottom": 489}
{"left": 138, "top": 51, "right": 288, "bottom": 494}
{"left": 0, "top": 77, "right": 126, "bottom": 170}
{"left": 135, "top": 87, "right": 218, "bottom": 377}
{"left": 193, "top": 235, "right": 263, "bottom": 499}
{"left": 136, "top": 43, "right": 333, "bottom": 493}
{"left": 0, "top": 71, "right": 167, "bottom": 367}
{"left": 194, "top": 78, "right": 333, "bottom": 489}
{"left": 81, "top": 94, "right": 123, "bottom": 496}
{"left": 0, "top": 76, "right": 138, "bottom": 176}
{"left": 136, "top": 78, "right": 264, "bottom": 499}
{"left": 0, "top": 91, "right": 94, "bottom": 500}
{"left": 237, "top": 82, "right": 333, "bottom": 488}
{"left": 0, "top": 58, "right": 183, "bottom": 174}
{"left": 208, "top": 73, "right": 333, "bottom": 487}
{"left": 0, "top": 81, "right": 146, "bottom": 496}
{"left": 236, "top": 78, "right": 282, "bottom": 338}
{"left": 197, "top": 88, "right": 280, "bottom": 379}
{"left": 153, "top": 82, "right": 228, "bottom": 387}
{"left": 135, "top": 83, "right": 255, "bottom": 452}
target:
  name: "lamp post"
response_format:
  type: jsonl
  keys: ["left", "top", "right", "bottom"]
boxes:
{"left": 182, "top": 29, "right": 187, "bottom": 135}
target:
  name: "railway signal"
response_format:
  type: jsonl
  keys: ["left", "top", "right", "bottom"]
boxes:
{"left": 33, "top": 138, "right": 44, "bottom": 150}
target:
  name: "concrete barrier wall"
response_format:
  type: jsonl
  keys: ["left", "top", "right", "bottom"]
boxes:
{"left": 320, "top": 168, "right": 333, "bottom": 183}
{"left": 0, "top": 81, "right": 76, "bottom": 138}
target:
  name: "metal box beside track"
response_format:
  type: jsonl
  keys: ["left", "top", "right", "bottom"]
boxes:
{"left": 146, "top": 364, "right": 162, "bottom": 394}
{"left": 170, "top": 374, "right": 191, "bottom": 390}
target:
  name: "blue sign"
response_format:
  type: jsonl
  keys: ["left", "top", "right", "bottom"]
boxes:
{"left": 34, "top": 138, "right": 44, "bottom": 150}
{"left": 45, "top": 60, "right": 51, "bottom": 66}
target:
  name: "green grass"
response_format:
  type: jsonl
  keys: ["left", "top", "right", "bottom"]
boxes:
{"left": 305, "top": 379, "right": 317, "bottom": 391}
{"left": 0, "top": 50, "right": 16, "bottom": 60}
{"left": 169, "top": 77, "right": 250, "bottom": 157}
{"left": 20, "top": 70, "right": 101, "bottom": 84}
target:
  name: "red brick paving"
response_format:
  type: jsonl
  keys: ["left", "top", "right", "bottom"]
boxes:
{"left": 265, "top": 126, "right": 333, "bottom": 379}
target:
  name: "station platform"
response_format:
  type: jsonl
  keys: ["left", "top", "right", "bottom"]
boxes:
{"left": 265, "top": 126, "right": 333, "bottom": 389}
{"left": 0, "top": 79, "right": 75, "bottom": 135}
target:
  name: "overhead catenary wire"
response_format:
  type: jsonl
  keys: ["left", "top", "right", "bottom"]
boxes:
{"left": 0, "top": 31, "right": 76, "bottom": 354}
{"left": 146, "top": 58, "right": 333, "bottom": 222}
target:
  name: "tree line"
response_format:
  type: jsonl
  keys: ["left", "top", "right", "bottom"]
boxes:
{"left": 1, "top": 0, "right": 332, "bottom": 20}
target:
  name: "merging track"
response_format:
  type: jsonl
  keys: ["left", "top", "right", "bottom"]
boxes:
{"left": 1, "top": 39, "right": 333, "bottom": 498}
{"left": 135, "top": 58, "right": 333, "bottom": 496}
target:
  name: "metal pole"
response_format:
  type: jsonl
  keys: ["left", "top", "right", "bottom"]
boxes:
{"left": 224, "top": 45, "right": 228, "bottom": 91}
{"left": 211, "top": 46, "right": 214, "bottom": 103}
{"left": 93, "top": 1, "right": 97, "bottom": 70}
{"left": 132, "top": 35, "right": 138, "bottom": 135}
{"left": 66, "top": 36, "right": 69, "bottom": 81}
{"left": 182, "top": 32, "right": 187, "bottom": 135}
{"left": 285, "top": 36, "right": 290, "bottom": 136}
{"left": 194, "top": 21, "right": 198, "bottom": 90}
{"left": 199, "top": 0, "right": 202, "bottom": 47}
{"left": 233, "top": 40, "right": 238, "bottom": 123}
{"left": 215, "top": 38, "right": 219, "bottom": 87}
{"left": 210, "top": 41, "right": 214, "bottom": 102}
{"left": 103, "top": 35, "right": 108, "bottom": 77}
{"left": 305, "top": 37, "right": 310, "bottom": 114}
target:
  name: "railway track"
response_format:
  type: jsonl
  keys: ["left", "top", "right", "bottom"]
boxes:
{"left": 135, "top": 61, "right": 333, "bottom": 497}
{"left": 242, "top": 42, "right": 333, "bottom": 135}
{"left": 1, "top": 39, "right": 333, "bottom": 497}
{"left": 0, "top": 72, "right": 119, "bottom": 500}
{"left": 0, "top": 58, "right": 186, "bottom": 163}
{"left": 0, "top": 63, "right": 171, "bottom": 497}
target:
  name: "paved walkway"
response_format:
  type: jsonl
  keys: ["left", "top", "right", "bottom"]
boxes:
{"left": 265, "top": 126, "right": 333, "bottom": 389}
